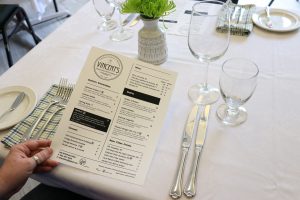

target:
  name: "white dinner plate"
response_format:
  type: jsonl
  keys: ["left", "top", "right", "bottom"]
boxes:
{"left": 252, "top": 8, "right": 300, "bottom": 32}
{"left": 0, "top": 86, "right": 37, "bottom": 130}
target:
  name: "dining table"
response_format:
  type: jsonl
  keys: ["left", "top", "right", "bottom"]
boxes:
{"left": 1, "top": 0, "right": 300, "bottom": 199}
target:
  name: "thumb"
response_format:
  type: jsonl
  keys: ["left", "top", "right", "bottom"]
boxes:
{"left": 33, "top": 147, "right": 53, "bottom": 165}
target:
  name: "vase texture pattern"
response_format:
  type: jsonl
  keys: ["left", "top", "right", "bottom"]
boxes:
{"left": 138, "top": 17, "right": 167, "bottom": 65}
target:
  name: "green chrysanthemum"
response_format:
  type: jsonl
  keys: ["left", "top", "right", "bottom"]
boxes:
{"left": 121, "top": 0, "right": 176, "bottom": 19}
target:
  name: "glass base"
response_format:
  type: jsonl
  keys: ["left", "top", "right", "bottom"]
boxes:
{"left": 110, "top": 28, "right": 133, "bottom": 41}
{"left": 98, "top": 20, "right": 117, "bottom": 31}
{"left": 188, "top": 83, "right": 220, "bottom": 105}
{"left": 216, "top": 104, "right": 247, "bottom": 126}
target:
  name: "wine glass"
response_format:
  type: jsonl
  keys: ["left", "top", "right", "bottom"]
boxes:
{"left": 106, "top": 0, "right": 133, "bottom": 41}
{"left": 93, "top": 0, "right": 117, "bottom": 31}
{"left": 188, "top": 0, "right": 230, "bottom": 105}
{"left": 216, "top": 58, "right": 259, "bottom": 126}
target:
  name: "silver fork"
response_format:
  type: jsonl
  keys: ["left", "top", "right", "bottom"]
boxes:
{"left": 31, "top": 83, "right": 74, "bottom": 140}
{"left": 21, "top": 78, "right": 69, "bottom": 142}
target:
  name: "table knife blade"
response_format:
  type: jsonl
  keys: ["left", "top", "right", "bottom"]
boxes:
{"left": 184, "top": 105, "right": 210, "bottom": 198}
{"left": 170, "top": 105, "right": 199, "bottom": 199}
{"left": 129, "top": 15, "right": 140, "bottom": 27}
{"left": 0, "top": 92, "right": 25, "bottom": 121}
{"left": 265, "top": 6, "right": 273, "bottom": 28}
{"left": 122, "top": 13, "right": 137, "bottom": 26}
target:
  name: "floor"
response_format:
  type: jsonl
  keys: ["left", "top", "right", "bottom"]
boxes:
{"left": 0, "top": 0, "right": 89, "bottom": 76}
{"left": 0, "top": 1, "right": 89, "bottom": 199}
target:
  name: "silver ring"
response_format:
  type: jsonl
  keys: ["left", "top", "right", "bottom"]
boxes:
{"left": 32, "top": 155, "right": 41, "bottom": 165}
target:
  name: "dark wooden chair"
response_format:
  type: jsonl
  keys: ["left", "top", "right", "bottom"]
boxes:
{"left": 0, "top": 4, "right": 41, "bottom": 67}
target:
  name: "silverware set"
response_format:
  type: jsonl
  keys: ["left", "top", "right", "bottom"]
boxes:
{"left": 21, "top": 78, "right": 74, "bottom": 142}
{"left": 170, "top": 105, "right": 210, "bottom": 199}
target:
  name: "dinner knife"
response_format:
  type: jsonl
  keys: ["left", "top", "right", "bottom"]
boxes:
{"left": 183, "top": 105, "right": 210, "bottom": 198}
{"left": 129, "top": 15, "right": 140, "bottom": 27}
{"left": 0, "top": 92, "right": 25, "bottom": 121}
{"left": 170, "top": 105, "right": 199, "bottom": 199}
{"left": 122, "top": 13, "right": 137, "bottom": 26}
{"left": 265, "top": 6, "right": 273, "bottom": 28}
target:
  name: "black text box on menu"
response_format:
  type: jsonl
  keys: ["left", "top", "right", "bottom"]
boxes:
{"left": 123, "top": 88, "right": 160, "bottom": 105}
{"left": 70, "top": 108, "right": 111, "bottom": 132}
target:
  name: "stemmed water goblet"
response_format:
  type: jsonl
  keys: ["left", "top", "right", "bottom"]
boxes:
{"left": 106, "top": 0, "right": 133, "bottom": 41}
{"left": 216, "top": 58, "right": 259, "bottom": 126}
{"left": 93, "top": 0, "right": 117, "bottom": 31}
{"left": 188, "top": 0, "right": 230, "bottom": 105}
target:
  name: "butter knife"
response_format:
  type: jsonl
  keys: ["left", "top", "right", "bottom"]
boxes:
{"left": 170, "top": 105, "right": 199, "bottom": 199}
{"left": 265, "top": 6, "right": 273, "bottom": 28}
{"left": 0, "top": 92, "right": 25, "bottom": 121}
{"left": 122, "top": 13, "right": 137, "bottom": 26}
{"left": 184, "top": 105, "right": 210, "bottom": 198}
{"left": 129, "top": 15, "right": 140, "bottom": 27}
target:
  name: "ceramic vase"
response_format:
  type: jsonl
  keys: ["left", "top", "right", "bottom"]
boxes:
{"left": 138, "top": 17, "right": 167, "bottom": 65}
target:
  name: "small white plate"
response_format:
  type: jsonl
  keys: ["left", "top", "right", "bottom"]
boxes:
{"left": 0, "top": 86, "right": 37, "bottom": 130}
{"left": 252, "top": 8, "right": 300, "bottom": 32}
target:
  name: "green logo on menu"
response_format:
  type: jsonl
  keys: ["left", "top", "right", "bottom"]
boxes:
{"left": 94, "top": 54, "right": 123, "bottom": 80}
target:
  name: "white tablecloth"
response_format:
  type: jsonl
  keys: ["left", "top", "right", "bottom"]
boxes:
{"left": 1, "top": 0, "right": 300, "bottom": 199}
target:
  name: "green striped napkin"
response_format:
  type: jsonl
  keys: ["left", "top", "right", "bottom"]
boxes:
{"left": 1, "top": 85, "right": 64, "bottom": 148}
{"left": 217, "top": 2, "right": 256, "bottom": 36}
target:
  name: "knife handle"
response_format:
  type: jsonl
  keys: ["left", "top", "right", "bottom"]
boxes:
{"left": 170, "top": 147, "right": 189, "bottom": 199}
{"left": 183, "top": 147, "right": 202, "bottom": 198}
{"left": 21, "top": 102, "right": 56, "bottom": 142}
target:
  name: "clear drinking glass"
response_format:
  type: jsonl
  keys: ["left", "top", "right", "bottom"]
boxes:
{"left": 188, "top": 1, "right": 230, "bottom": 105}
{"left": 93, "top": 0, "right": 117, "bottom": 31}
{"left": 216, "top": 58, "right": 259, "bottom": 126}
{"left": 107, "top": 0, "right": 133, "bottom": 41}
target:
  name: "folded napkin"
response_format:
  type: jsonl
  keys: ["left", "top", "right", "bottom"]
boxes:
{"left": 1, "top": 85, "right": 64, "bottom": 148}
{"left": 216, "top": 1, "right": 256, "bottom": 36}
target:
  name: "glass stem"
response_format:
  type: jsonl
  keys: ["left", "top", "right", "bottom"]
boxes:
{"left": 203, "top": 61, "right": 209, "bottom": 90}
{"left": 117, "top": 8, "right": 124, "bottom": 33}
{"left": 226, "top": 106, "right": 239, "bottom": 117}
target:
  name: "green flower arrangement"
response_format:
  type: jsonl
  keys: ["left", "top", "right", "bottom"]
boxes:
{"left": 121, "top": 0, "right": 176, "bottom": 19}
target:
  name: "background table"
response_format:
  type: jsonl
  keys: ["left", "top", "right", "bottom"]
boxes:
{"left": 1, "top": 0, "right": 300, "bottom": 199}
{"left": 0, "top": 0, "right": 70, "bottom": 25}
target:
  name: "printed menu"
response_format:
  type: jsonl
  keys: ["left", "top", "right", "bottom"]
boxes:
{"left": 51, "top": 47, "right": 177, "bottom": 185}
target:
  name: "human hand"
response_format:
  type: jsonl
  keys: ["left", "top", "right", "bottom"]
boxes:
{"left": 0, "top": 140, "right": 59, "bottom": 199}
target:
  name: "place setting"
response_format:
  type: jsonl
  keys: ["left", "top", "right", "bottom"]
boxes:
{"left": 252, "top": 0, "right": 300, "bottom": 32}
{"left": 169, "top": 1, "right": 259, "bottom": 198}
{"left": 0, "top": 85, "right": 37, "bottom": 131}
{"left": 1, "top": 78, "right": 74, "bottom": 148}
{"left": 92, "top": 0, "right": 136, "bottom": 41}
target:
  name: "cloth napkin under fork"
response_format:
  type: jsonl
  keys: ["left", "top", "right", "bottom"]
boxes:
{"left": 216, "top": 1, "right": 256, "bottom": 36}
{"left": 1, "top": 85, "right": 64, "bottom": 148}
